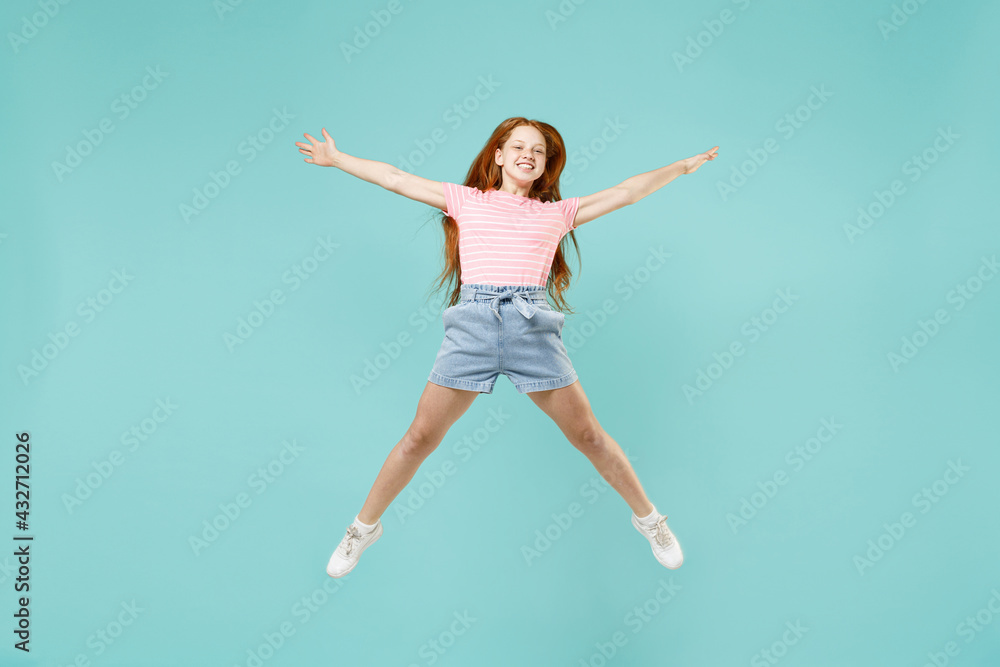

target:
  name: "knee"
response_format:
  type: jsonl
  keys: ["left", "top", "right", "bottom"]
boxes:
{"left": 575, "top": 423, "right": 606, "bottom": 452}
{"left": 400, "top": 423, "right": 441, "bottom": 458}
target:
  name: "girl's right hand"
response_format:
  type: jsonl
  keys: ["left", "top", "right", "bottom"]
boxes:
{"left": 682, "top": 146, "right": 719, "bottom": 174}
{"left": 296, "top": 128, "right": 340, "bottom": 167}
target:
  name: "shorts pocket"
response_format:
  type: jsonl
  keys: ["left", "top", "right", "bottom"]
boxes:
{"left": 443, "top": 300, "right": 474, "bottom": 319}
{"left": 533, "top": 303, "right": 566, "bottom": 336}
{"left": 547, "top": 306, "right": 566, "bottom": 334}
{"left": 534, "top": 301, "right": 563, "bottom": 318}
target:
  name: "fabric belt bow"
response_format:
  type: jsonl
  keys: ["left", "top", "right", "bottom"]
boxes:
{"left": 480, "top": 288, "right": 540, "bottom": 322}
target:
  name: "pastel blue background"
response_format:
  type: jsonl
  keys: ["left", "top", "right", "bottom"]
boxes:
{"left": 2, "top": 0, "right": 998, "bottom": 665}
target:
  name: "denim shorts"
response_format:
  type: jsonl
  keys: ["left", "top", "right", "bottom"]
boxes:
{"left": 428, "top": 283, "right": 578, "bottom": 394}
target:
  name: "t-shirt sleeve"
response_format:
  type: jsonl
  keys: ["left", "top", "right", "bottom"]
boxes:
{"left": 557, "top": 196, "right": 581, "bottom": 233}
{"left": 442, "top": 182, "right": 473, "bottom": 220}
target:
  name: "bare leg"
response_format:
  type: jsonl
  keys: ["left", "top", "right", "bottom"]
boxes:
{"left": 526, "top": 379, "right": 655, "bottom": 517}
{"left": 357, "top": 381, "right": 479, "bottom": 524}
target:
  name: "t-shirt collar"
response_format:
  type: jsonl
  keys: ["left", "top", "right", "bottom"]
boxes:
{"left": 486, "top": 188, "right": 532, "bottom": 206}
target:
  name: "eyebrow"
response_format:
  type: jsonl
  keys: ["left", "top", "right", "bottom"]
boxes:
{"left": 510, "top": 140, "right": 545, "bottom": 149}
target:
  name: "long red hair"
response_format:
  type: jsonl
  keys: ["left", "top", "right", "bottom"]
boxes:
{"left": 428, "top": 117, "right": 582, "bottom": 314}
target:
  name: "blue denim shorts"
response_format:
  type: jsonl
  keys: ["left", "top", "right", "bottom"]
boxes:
{"left": 428, "top": 283, "right": 578, "bottom": 394}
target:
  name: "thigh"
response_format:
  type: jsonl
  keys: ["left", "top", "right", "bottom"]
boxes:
{"left": 409, "top": 380, "right": 480, "bottom": 443}
{"left": 525, "top": 379, "right": 600, "bottom": 446}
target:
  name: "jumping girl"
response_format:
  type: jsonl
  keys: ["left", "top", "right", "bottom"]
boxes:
{"left": 294, "top": 117, "right": 718, "bottom": 577}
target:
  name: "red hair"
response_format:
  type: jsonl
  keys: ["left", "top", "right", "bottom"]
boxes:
{"left": 428, "top": 117, "right": 582, "bottom": 314}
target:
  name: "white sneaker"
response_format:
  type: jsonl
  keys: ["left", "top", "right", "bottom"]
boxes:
{"left": 327, "top": 520, "right": 382, "bottom": 578}
{"left": 631, "top": 513, "right": 683, "bottom": 569}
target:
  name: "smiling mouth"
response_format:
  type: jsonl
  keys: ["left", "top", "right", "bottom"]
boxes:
{"left": 517, "top": 163, "right": 534, "bottom": 171}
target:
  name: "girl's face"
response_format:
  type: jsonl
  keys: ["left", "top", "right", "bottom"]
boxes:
{"left": 495, "top": 125, "right": 547, "bottom": 187}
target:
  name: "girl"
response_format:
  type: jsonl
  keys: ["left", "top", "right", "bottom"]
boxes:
{"left": 295, "top": 117, "right": 718, "bottom": 578}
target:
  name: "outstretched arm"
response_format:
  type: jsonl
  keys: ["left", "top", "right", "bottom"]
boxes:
{"left": 295, "top": 128, "right": 446, "bottom": 211}
{"left": 574, "top": 146, "right": 719, "bottom": 228}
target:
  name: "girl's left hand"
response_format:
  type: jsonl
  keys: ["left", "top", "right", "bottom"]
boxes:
{"left": 682, "top": 146, "right": 719, "bottom": 174}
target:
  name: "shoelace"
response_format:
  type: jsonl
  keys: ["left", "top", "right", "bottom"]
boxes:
{"left": 338, "top": 525, "right": 362, "bottom": 557}
{"left": 654, "top": 517, "right": 674, "bottom": 548}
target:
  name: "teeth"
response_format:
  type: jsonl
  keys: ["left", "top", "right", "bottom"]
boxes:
{"left": 518, "top": 163, "right": 533, "bottom": 170}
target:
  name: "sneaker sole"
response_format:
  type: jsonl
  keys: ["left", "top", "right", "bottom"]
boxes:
{"left": 327, "top": 523, "right": 383, "bottom": 578}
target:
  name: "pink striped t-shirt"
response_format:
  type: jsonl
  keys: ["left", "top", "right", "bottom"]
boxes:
{"left": 441, "top": 182, "right": 581, "bottom": 287}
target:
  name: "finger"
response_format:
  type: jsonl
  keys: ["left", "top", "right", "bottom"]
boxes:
{"left": 322, "top": 127, "right": 332, "bottom": 141}
{"left": 303, "top": 132, "right": 318, "bottom": 144}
